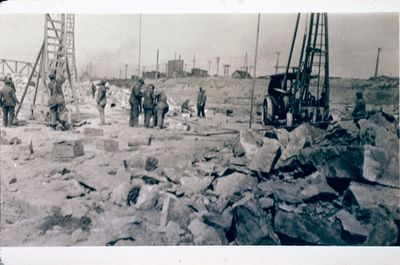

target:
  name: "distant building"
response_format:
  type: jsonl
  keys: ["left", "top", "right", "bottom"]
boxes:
{"left": 191, "top": 68, "right": 208, "bottom": 77}
{"left": 167, "top": 60, "right": 184, "bottom": 78}
{"left": 232, "top": 70, "right": 251, "bottom": 79}
{"left": 143, "top": 71, "right": 166, "bottom": 79}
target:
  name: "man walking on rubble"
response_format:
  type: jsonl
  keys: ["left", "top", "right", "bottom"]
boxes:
{"left": 156, "top": 89, "right": 169, "bottom": 129}
{"left": 197, "top": 87, "right": 207, "bottom": 118}
{"left": 0, "top": 78, "right": 19, "bottom": 127}
{"left": 352, "top": 92, "right": 366, "bottom": 128}
{"left": 48, "top": 72, "right": 69, "bottom": 130}
{"left": 97, "top": 80, "right": 108, "bottom": 125}
{"left": 129, "top": 78, "right": 144, "bottom": 127}
{"left": 142, "top": 84, "right": 156, "bottom": 128}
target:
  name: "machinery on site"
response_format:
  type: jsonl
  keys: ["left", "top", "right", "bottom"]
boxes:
{"left": 262, "top": 13, "right": 331, "bottom": 126}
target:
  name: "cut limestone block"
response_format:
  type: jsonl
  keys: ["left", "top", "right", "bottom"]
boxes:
{"left": 96, "top": 139, "right": 119, "bottom": 152}
{"left": 84, "top": 127, "right": 104, "bottom": 137}
{"left": 53, "top": 140, "right": 84, "bottom": 159}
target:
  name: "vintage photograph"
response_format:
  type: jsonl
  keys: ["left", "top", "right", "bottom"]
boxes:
{"left": 0, "top": 12, "right": 399, "bottom": 248}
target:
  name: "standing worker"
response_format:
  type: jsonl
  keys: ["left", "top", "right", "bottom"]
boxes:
{"left": 156, "top": 90, "right": 169, "bottom": 129}
{"left": 352, "top": 91, "right": 366, "bottom": 128}
{"left": 129, "top": 78, "right": 144, "bottom": 127}
{"left": 8, "top": 76, "right": 16, "bottom": 92}
{"left": 97, "top": 80, "right": 108, "bottom": 125}
{"left": 0, "top": 78, "right": 19, "bottom": 127}
{"left": 142, "top": 84, "right": 156, "bottom": 128}
{"left": 197, "top": 87, "right": 207, "bottom": 118}
{"left": 48, "top": 72, "right": 69, "bottom": 130}
{"left": 91, "top": 83, "right": 96, "bottom": 98}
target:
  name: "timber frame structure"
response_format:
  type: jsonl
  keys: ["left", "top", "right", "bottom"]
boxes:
{"left": 15, "top": 14, "right": 81, "bottom": 121}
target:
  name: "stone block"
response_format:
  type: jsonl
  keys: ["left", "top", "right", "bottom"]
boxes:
{"left": 96, "top": 139, "right": 119, "bottom": 152}
{"left": 53, "top": 140, "right": 84, "bottom": 159}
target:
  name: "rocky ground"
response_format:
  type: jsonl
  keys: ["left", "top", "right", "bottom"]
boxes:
{"left": 0, "top": 76, "right": 399, "bottom": 246}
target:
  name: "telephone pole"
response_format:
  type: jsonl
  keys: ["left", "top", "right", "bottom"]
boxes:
{"left": 119, "top": 69, "right": 122, "bottom": 79}
{"left": 275, "top": 51, "right": 281, "bottom": 74}
{"left": 192, "top": 55, "right": 196, "bottom": 70}
{"left": 215, "top": 56, "right": 221, "bottom": 76}
{"left": 249, "top": 14, "right": 261, "bottom": 129}
{"left": 138, "top": 14, "right": 142, "bottom": 78}
{"left": 156, "top": 49, "right": 159, "bottom": 78}
{"left": 208, "top": 60, "right": 211, "bottom": 74}
{"left": 125, "top": 64, "right": 128, "bottom": 79}
{"left": 374, "top": 47, "right": 381, "bottom": 78}
{"left": 245, "top": 52, "right": 248, "bottom": 72}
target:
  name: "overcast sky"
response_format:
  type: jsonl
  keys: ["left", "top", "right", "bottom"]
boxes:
{"left": 0, "top": 13, "right": 398, "bottom": 79}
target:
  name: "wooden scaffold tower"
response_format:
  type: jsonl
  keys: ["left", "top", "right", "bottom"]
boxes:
{"left": 15, "top": 14, "right": 81, "bottom": 121}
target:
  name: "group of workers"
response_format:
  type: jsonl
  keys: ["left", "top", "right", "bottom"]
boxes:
{"left": 1, "top": 72, "right": 367, "bottom": 130}
{"left": 92, "top": 78, "right": 170, "bottom": 129}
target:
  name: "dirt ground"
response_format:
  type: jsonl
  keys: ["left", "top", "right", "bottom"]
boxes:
{"left": 0, "top": 76, "right": 398, "bottom": 246}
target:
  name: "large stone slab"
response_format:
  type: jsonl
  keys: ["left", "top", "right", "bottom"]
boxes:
{"left": 83, "top": 127, "right": 104, "bottom": 137}
{"left": 274, "top": 210, "right": 346, "bottom": 245}
{"left": 96, "top": 139, "right": 119, "bottom": 152}
{"left": 335, "top": 209, "right": 369, "bottom": 241}
{"left": 232, "top": 195, "right": 279, "bottom": 245}
{"left": 248, "top": 138, "right": 281, "bottom": 174}
{"left": 238, "top": 129, "right": 263, "bottom": 159}
{"left": 345, "top": 182, "right": 400, "bottom": 216}
{"left": 362, "top": 145, "right": 399, "bottom": 188}
{"left": 188, "top": 219, "right": 227, "bottom": 245}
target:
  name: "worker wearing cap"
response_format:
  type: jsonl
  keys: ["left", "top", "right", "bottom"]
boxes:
{"left": 352, "top": 92, "right": 366, "bottom": 127}
{"left": 97, "top": 80, "right": 108, "bottom": 125}
{"left": 48, "top": 72, "right": 68, "bottom": 130}
{"left": 0, "top": 78, "right": 19, "bottom": 127}
{"left": 142, "top": 84, "right": 156, "bottom": 128}
{"left": 129, "top": 78, "right": 144, "bottom": 127}
{"left": 156, "top": 90, "right": 169, "bottom": 129}
{"left": 197, "top": 87, "right": 207, "bottom": 118}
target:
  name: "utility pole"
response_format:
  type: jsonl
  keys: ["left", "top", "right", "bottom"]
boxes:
{"left": 275, "top": 51, "right": 281, "bottom": 74}
{"left": 184, "top": 64, "right": 187, "bottom": 72}
{"left": 119, "top": 69, "right": 122, "bottom": 79}
{"left": 138, "top": 14, "right": 142, "bottom": 78}
{"left": 245, "top": 52, "right": 248, "bottom": 73}
{"left": 192, "top": 55, "right": 196, "bottom": 70}
{"left": 374, "top": 47, "right": 381, "bottom": 78}
{"left": 89, "top": 62, "right": 92, "bottom": 80}
{"left": 215, "top": 56, "right": 221, "bottom": 76}
{"left": 125, "top": 64, "right": 128, "bottom": 79}
{"left": 249, "top": 14, "right": 261, "bottom": 129}
{"left": 208, "top": 60, "right": 211, "bottom": 74}
{"left": 156, "top": 49, "right": 159, "bottom": 78}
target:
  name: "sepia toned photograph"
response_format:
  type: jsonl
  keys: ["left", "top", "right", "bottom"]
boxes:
{"left": 0, "top": 10, "right": 399, "bottom": 251}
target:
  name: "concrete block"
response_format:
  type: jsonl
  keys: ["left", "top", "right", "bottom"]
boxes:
{"left": 96, "top": 139, "right": 119, "bottom": 152}
{"left": 84, "top": 127, "right": 104, "bottom": 137}
{"left": 53, "top": 140, "right": 84, "bottom": 159}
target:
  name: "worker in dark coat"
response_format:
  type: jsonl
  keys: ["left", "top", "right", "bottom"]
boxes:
{"left": 156, "top": 90, "right": 169, "bottom": 129}
{"left": 0, "top": 79, "right": 19, "bottom": 127}
{"left": 48, "top": 73, "right": 68, "bottom": 130}
{"left": 91, "top": 83, "right": 96, "bottom": 98}
{"left": 129, "top": 78, "right": 144, "bottom": 127}
{"left": 352, "top": 92, "right": 367, "bottom": 122}
{"left": 97, "top": 80, "right": 108, "bottom": 125}
{"left": 197, "top": 87, "right": 207, "bottom": 118}
{"left": 142, "top": 84, "right": 156, "bottom": 128}
{"left": 352, "top": 92, "right": 366, "bottom": 128}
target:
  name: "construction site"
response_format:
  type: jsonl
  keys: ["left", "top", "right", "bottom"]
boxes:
{"left": 0, "top": 13, "right": 399, "bottom": 247}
